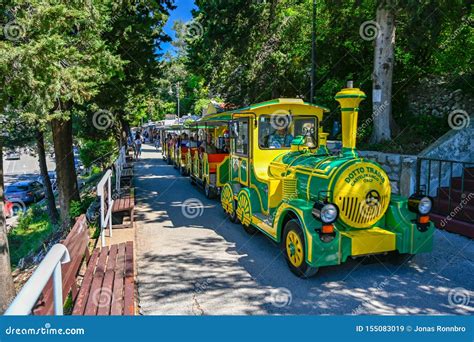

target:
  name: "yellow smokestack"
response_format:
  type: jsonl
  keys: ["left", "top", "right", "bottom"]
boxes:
{"left": 335, "top": 81, "right": 366, "bottom": 157}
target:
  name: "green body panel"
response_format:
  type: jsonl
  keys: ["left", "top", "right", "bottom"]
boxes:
{"left": 274, "top": 199, "right": 341, "bottom": 267}
{"left": 217, "top": 157, "right": 230, "bottom": 186}
{"left": 240, "top": 159, "right": 248, "bottom": 184}
{"left": 384, "top": 195, "right": 435, "bottom": 254}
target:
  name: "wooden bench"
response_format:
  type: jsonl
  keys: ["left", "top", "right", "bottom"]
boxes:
{"left": 112, "top": 188, "right": 135, "bottom": 229}
{"left": 72, "top": 241, "right": 134, "bottom": 315}
{"left": 33, "top": 214, "right": 135, "bottom": 315}
{"left": 120, "top": 167, "right": 134, "bottom": 187}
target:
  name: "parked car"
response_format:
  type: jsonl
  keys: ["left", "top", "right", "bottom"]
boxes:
{"left": 5, "top": 151, "right": 20, "bottom": 160}
{"left": 5, "top": 180, "right": 46, "bottom": 204}
{"left": 36, "top": 171, "right": 57, "bottom": 191}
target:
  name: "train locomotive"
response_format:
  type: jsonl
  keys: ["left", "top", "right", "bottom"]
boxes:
{"left": 218, "top": 82, "right": 434, "bottom": 277}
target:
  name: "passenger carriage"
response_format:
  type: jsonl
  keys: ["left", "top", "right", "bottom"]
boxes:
{"left": 188, "top": 112, "right": 232, "bottom": 198}
{"left": 218, "top": 84, "right": 434, "bottom": 277}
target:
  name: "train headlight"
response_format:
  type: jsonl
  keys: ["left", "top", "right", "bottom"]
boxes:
{"left": 418, "top": 197, "right": 432, "bottom": 215}
{"left": 408, "top": 194, "right": 432, "bottom": 215}
{"left": 312, "top": 202, "right": 339, "bottom": 224}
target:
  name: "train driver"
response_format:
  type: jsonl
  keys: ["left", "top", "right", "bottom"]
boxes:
{"left": 268, "top": 126, "right": 294, "bottom": 148}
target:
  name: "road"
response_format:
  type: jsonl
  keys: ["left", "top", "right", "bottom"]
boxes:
{"left": 3, "top": 150, "right": 55, "bottom": 185}
{"left": 3, "top": 150, "right": 56, "bottom": 226}
{"left": 135, "top": 144, "right": 474, "bottom": 315}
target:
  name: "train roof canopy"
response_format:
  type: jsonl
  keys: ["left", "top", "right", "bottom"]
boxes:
{"left": 235, "top": 98, "right": 330, "bottom": 113}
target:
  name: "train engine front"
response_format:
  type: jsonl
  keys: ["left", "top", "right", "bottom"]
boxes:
{"left": 268, "top": 83, "right": 434, "bottom": 276}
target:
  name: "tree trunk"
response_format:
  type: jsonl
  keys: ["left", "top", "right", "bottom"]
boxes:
{"left": 51, "top": 118, "right": 80, "bottom": 228}
{"left": 0, "top": 140, "right": 15, "bottom": 313}
{"left": 371, "top": 4, "right": 396, "bottom": 143}
{"left": 36, "top": 130, "right": 59, "bottom": 225}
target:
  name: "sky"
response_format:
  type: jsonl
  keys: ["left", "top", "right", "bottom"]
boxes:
{"left": 159, "top": 0, "right": 197, "bottom": 56}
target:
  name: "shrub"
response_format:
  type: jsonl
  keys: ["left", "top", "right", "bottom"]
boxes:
{"left": 79, "top": 139, "right": 116, "bottom": 169}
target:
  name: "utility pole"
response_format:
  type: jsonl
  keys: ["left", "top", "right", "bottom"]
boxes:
{"left": 170, "top": 82, "right": 181, "bottom": 118}
{"left": 310, "top": 0, "right": 316, "bottom": 104}
{"left": 177, "top": 81, "right": 180, "bottom": 118}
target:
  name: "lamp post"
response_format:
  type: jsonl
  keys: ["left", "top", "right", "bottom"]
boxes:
{"left": 310, "top": 0, "right": 316, "bottom": 104}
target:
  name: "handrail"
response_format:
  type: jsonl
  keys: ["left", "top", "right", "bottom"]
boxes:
{"left": 416, "top": 157, "right": 474, "bottom": 213}
{"left": 5, "top": 244, "right": 70, "bottom": 315}
{"left": 97, "top": 169, "right": 114, "bottom": 247}
{"left": 114, "top": 146, "right": 127, "bottom": 193}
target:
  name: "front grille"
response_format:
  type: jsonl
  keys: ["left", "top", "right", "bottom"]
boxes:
{"left": 339, "top": 195, "right": 388, "bottom": 226}
{"left": 283, "top": 179, "right": 297, "bottom": 200}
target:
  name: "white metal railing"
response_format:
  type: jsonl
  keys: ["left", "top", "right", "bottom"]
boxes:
{"left": 97, "top": 169, "right": 114, "bottom": 247}
{"left": 5, "top": 244, "right": 70, "bottom": 315}
{"left": 114, "top": 146, "right": 127, "bottom": 193}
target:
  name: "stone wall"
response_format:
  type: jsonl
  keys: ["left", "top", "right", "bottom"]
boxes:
{"left": 359, "top": 115, "right": 474, "bottom": 198}
{"left": 407, "top": 77, "right": 473, "bottom": 118}
{"left": 358, "top": 151, "right": 417, "bottom": 197}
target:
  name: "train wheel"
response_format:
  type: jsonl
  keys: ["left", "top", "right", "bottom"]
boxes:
{"left": 237, "top": 190, "right": 258, "bottom": 235}
{"left": 283, "top": 220, "right": 318, "bottom": 278}
{"left": 221, "top": 184, "right": 237, "bottom": 222}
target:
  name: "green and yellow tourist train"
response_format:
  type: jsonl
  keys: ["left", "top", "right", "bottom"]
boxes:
{"left": 166, "top": 83, "right": 434, "bottom": 277}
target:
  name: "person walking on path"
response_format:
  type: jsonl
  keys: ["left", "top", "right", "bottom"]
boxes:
{"left": 134, "top": 132, "right": 143, "bottom": 159}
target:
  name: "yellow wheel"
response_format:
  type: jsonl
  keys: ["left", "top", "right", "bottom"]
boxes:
{"left": 286, "top": 231, "right": 304, "bottom": 268}
{"left": 283, "top": 219, "right": 318, "bottom": 278}
{"left": 236, "top": 190, "right": 257, "bottom": 234}
{"left": 221, "top": 184, "right": 237, "bottom": 222}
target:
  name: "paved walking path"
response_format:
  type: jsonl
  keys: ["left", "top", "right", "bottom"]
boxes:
{"left": 134, "top": 144, "right": 474, "bottom": 315}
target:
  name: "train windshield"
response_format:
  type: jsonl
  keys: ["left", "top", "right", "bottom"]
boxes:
{"left": 259, "top": 115, "right": 317, "bottom": 149}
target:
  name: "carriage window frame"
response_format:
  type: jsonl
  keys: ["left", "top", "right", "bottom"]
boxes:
{"left": 258, "top": 115, "right": 319, "bottom": 150}
{"left": 231, "top": 117, "right": 250, "bottom": 157}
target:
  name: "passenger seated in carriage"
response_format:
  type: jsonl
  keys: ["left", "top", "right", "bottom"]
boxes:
{"left": 200, "top": 134, "right": 218, "bottom": 154}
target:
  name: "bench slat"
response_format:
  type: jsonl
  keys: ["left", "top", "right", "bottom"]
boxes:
{"left": 72, "top": 248, "right": 100, "bottom": 315}
{"left": 83, "top": 247, "right": 109, "bottom": 315}
{"left": 97, "top": 245, "right": 118, "bottom": 315}
{"left": 123, "top": 241, "right": 134, "bottom": 315}
{"left": 111, "top": 243, "right": 126, "bottom": 315}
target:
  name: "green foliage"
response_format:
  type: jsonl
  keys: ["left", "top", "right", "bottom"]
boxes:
{"left": 183, "top": 0, "right": 471, "bottom": 151}
{"left": 69, "top": 194, "right": 95, "bottom": 219}
{"left": 8, "top": 206, "right": 54, "bottom": 267}
{"left": 79, "top": 138, "right": 116, "bottom": 169}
